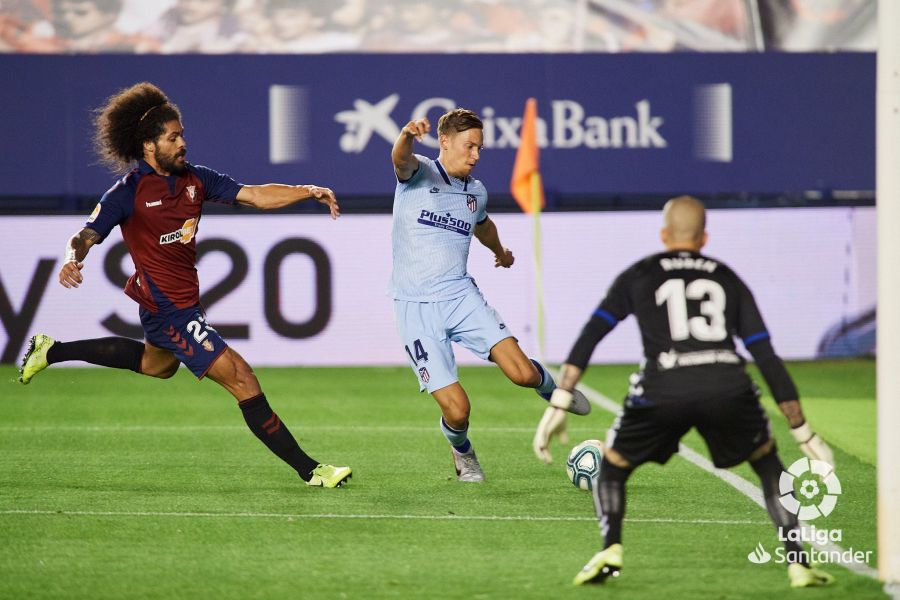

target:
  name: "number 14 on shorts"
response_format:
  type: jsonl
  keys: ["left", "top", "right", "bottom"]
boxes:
{"left": 405, "top": 339, "right": 429, "bottom": 364}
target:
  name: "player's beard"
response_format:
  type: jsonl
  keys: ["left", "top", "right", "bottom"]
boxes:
{"left": 155, "top": 147, "right": 187, "bottom": 176}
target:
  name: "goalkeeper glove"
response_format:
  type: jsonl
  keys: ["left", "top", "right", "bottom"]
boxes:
{"left": 791, "top": 422, "right": 834, "bottom": 467}
{"left": 549, "top": 388, "right": 574, "bottom": 410}
{"left": 533, "top": 406, "right": 568, "bottom": 464}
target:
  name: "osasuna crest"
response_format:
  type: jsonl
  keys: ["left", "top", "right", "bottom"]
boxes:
{"left": 186, "top": 185, "right": 196, "bottom": 202}
{"left": 418, "top": 367, "right": 430, "bottom": 384}
{"left": 466, "top": 194, "right": 477, "bottom": 213}
{"left": 202, "top": 339, "right": 214, "bottom": 352}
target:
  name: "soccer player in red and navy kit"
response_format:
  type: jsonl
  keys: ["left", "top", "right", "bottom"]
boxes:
{"left": 18, "top": 82, "right": 351, "bottom": 489}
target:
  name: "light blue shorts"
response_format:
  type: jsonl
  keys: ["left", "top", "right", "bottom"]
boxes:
{"left": 394, "top": 289, "right": 514, "bottom": 393}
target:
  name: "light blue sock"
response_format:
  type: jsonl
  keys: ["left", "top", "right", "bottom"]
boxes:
{"left": 530, "top": 358, "right": 557, "bottom": 396}
{"left": 440, "top": 416, "right": 471, "bottom": 454}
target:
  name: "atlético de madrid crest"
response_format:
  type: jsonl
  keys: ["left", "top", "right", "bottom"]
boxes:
{"left": 466, "top": 194, "right": 477, "bottom": 213}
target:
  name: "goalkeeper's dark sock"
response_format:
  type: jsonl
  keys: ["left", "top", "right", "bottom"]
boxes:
{"left": 530, "top": 358, "right": 556, "bottom": 395}
{"left": 751, "top": 448, "right": 807, "bottom": 565}
{"left": 593, "top": 459, "right": 631, "bottom": 549}
{"left": 440, "top": 416, "right": 471, "bottom": 453}
{"left": 239, "top": 394, "right": 319, "bottom": 481}
{"left": 46, "top": 337, "right": 143, "bottom": 372}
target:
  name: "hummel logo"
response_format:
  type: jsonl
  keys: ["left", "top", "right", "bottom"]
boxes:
{"left": 145, "top": 200, "right": 162, "bottom": 207}
{"left": 429, "top": 187, "right": 439, "bottom": 193}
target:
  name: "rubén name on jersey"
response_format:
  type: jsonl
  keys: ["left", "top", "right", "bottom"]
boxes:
{"left": 659, "top": 257, "right": 718, "bottom": 273}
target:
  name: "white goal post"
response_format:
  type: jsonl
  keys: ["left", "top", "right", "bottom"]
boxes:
{"left": 877, "top": 0, "right": 900, "bottom": 589}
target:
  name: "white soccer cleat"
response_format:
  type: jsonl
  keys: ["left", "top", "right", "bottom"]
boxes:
{"left": 452, "top": 447, "right": 485, "bottom": 482}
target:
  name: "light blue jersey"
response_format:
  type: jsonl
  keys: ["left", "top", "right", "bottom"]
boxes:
{"left": 389, "top": 154, "right": 489, "bottom": 301}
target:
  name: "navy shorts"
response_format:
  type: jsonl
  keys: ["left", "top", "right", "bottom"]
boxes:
{"left": 140, "top": 305, "right": 227, "bottom": 379}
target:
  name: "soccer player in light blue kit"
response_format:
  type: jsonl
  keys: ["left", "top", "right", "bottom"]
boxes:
{"left": 390, "top": 109, "right": 590, "bottom": 482}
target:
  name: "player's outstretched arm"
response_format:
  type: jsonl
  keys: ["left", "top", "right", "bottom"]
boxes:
{"left": 533, "top": 363, "right": 585, "bottom": 463}
{"left": 534, "top": 302, "right": 620, "bottom": 464}
{"left": 747, "top": 339, "right": 835, "bottom": 466}
{"left": 59, "top": 227, "right": 100, "bottom": 288}
{"left": 778, "top": 399, "right": 835, "bottom": 466}
{"left": 392, "top": 118, "right": 429, "bottom": 181}
{"left": 739, "top": 278, "right": 835, "bottom": 465}
{"left": 474, "top": 218, "right": 514, "bottom": 268}
{"left": 236, "top": 184, "right": 339, "bottom": 218}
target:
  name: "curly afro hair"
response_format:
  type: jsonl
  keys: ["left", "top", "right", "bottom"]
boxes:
{"left": 93, "top": 82, "right": 182, "bottom": 173}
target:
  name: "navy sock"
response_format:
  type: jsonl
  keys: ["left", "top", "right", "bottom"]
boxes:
{"left": 751, "top": 448, "right": 807, "bottom": 564}
{"left": 440, "top": 416, "right": 471, "bottom": 453}
{"left": 46, "top": 337, "right": 143, "bottom": 372}
{"left": 593, "top": 459, "right": 630, "bottom": 548}
{"left": 239, "top": 394, "right": 319, "bottom": 480}
{"left": 530, "top": 359, "right": 556, "bottom": 396}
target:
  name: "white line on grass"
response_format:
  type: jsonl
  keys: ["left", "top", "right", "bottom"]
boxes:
{"left": 576, "top": 383, "right": 879, "bottom": 580}
{"left": 0, "top": 425, "right": 596, "bottom": 434}
{"left": 0, "top": 509, "right": 765, "bottom": 526}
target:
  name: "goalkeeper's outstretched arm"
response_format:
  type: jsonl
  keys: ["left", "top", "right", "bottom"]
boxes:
{"left": 746, "top": 336, "right": 835, "bottom": 466}
{"left": 533, "top": 314, "right": 611, "bottom": 463}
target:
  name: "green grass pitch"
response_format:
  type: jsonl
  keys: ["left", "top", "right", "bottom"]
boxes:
{"left": 0, "top": 360, "right": 885, "bottom": 599}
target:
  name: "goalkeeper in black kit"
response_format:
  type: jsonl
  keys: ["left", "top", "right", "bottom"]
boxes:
{"left": 533, "top": 196, "right": 835, "bottom": 588}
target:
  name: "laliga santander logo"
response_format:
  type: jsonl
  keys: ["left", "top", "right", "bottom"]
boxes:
{"left": 777, "top": 458, "right": 841, "bottom": 520}
{"left": 747, "top": 542, "right": 772, "bottom": 564}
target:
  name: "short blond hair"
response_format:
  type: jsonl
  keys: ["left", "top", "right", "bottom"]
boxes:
{"left": 437, "top": 108, "right": 483, "bottom": 136}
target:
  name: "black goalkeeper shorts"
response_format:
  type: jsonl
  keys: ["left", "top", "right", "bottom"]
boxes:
{"left": 606, "top": 388, "right": 771, "bottom": 469}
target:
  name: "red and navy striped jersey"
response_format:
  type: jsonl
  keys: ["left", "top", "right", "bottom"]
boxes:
{"left": 85, "top": 160, "right": 242, "bottom": 312}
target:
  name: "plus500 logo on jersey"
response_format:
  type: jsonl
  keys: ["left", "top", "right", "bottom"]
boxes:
{"left": 159, "top": 218, "right": 197, "bottom": 245}
{"left": 417, "top": 210, "right": 471, "bottom": 236}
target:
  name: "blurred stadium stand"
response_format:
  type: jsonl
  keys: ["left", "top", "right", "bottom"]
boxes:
{"left": 0, "top": 0, "right": 876, "bottom": 55}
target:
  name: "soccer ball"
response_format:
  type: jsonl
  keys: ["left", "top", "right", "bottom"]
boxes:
{"left": 566, "top": 439, "right": 605, "bottom": 490}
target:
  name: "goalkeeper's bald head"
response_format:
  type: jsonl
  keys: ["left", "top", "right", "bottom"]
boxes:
{"left": 661, "top": 195, "right": 707, "bottom": 251}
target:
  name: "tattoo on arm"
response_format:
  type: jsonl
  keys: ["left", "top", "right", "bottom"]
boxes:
{"left": 558, "top": 364, "right": 584, "bottom": 391}
{"left": 67, "top": 228, "right": 101, "bottom": 262}
{"left": 778, "top": 399, "right": 805, "bottom": 428}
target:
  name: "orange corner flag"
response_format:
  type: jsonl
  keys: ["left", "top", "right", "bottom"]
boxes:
{"left": 510, "top": 98, "right": 545, "bottom": 214}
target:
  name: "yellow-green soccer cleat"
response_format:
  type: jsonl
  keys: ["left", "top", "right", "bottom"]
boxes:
{"left": 18, "top": 334, "right": 55, "bottom": 385}
{"left": 307, "top": 464, "right": 352, "bottom": 488}
{"left": 573, "top": 543, "right": 623, "bottom": 585}
{"left": 787, "top": 563, "right": 835, "bottom": 588}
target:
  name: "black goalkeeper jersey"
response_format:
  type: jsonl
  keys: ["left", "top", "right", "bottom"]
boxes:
{"left": 570, "top": 250, "right": 772, "bottom": 403}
